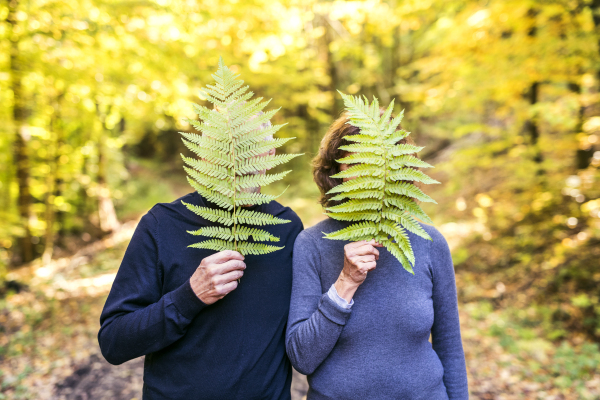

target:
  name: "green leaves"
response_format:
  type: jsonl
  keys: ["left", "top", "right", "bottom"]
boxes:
{"left": 182, "top": 58, "right": 301, "bottom": 256}
{"left": 323, "top": 92, "right": 438, "bottom": 273}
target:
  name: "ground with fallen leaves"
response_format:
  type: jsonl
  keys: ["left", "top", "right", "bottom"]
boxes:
{"left": 1, "top": 223, "right": 599, "bottom": 400}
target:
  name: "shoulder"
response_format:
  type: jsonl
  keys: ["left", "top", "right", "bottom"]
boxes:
{"left": 297, "top": 218, "right": 340, "bottom": 244}
{"left": 420, "top": 224, "right": 451, "bottom": 254}
{"left": 146, "top": 192, "right": 198, "bottom": 222}
{"left": 418, "top": 224, "right": 454, "bottom": 278}
{"left": 267, "top": 200, "right": 303, "bottom": 230}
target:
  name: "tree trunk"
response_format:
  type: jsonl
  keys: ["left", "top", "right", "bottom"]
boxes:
{"left": 591, "top": 1, "right": 600, "bottom": 86}
{"left": 7, "top": 0, "right": 33, "bottom": 263}
{"left": 568, "top": 82, "right": 593, "bottom": 169}
{"left": 97, "top": 136, "right": 120, "bottom": 233}
{"left": 95, "top": 104, "right": 120, "bottom": 234}
{"left": 42, "top": 95, "right": 64, "bottom": 264}
{"left": 524, "top": 8, "right": 544, "bottom": 173}
{"left": 323, "top": 17, "right": 339, "bottom": 117}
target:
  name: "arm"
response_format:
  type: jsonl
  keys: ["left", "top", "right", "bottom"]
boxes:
{"left": 98, "top": 213, "right": 245, "bottom": 365}
{"left": 285, "top": 234, "right": 380, "bottom": 375}
{"left": 430, "top": 230, "right": 469, "bottom": 400}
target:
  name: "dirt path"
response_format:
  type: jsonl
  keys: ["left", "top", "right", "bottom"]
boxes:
{"left": 54, "top": 354, "right": 308, "bottom": 400}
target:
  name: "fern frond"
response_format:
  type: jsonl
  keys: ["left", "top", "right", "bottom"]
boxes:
{"left": 389, "top": 155, "right": 434, "bottom": 169}
{"left": 182, "top": 139, "right": 233, "bottom": 168}
{"left": 184, "top": 167, "right": 234, "bottom": 197}
{"left": 323, "top": 92, "right": 438, "bottom": 270}
{"left": 326, "top": 177, "right": 384, "bottom": 194}
{"left": 323, "top": 221, "right": 378, "bottom": 241}
{"left": 181, "top": 202, "right": 234, "bottom": 226}
{"left": 185, "top": 119, "right": 229, "bottom": 141}
{"left": 189, "top": 239, "right": 231, "bottom": 252}
{"left": 188, "top": 226, "right": 279, "bottom": 242}
{"left": 236, "top": 153, "right": 302, "bottom": 175}
{"left": 387, "top": 169, "right": 441, "bottom": 185}
{"left": 386, "top": 182, "right": 437, "bottom": 203}
{"left": 344, "top": 134, "right": 382, "bottom": 143}
{"left": 182, "top": 57, "right": 301, "bottom": 255}
{"left": 382, "top": 210, "right": 431, "bottom": 241}
{"left": 187, "top": 178, "right": 234, "bottom": 210}
{"left": 235, "top": 188, "right": 286, "bottom": 207}
{"left": 236, "top": 242, "right": 284, "bottom": 255}
{"left": 382, "top": 240, "right": 414, "bottom": 274}
{"left": 235, "top": 208, "right": 290, "bottom": 226}
{"left": 337, "top": 153, "right": 384, "bottom": 166}
{"left": 388, "top": 144, "right": 425, "bottom": 157}
{"left": 338, "top": 144, "right": 385, "bottom": 154}
{"left": 235, "top": 123, "right": 287, "bottom": 148}
{"left": 379, "top": 220, "right": 414, "bottom": 265}
{"left": 235, "top": 171, "right": 291, "bottom": 190}
{"left": 188, "top": 226, "right": 236, "bottom": 240}
{"left": 326, "top": 199, "right": 382, "bottom": 213}
{"left": 384, "top": 195, "right": 433, "bottom": 224}
{"left": 383, "top": 111, "right": 405, "bottom": 138}
{"left": 232, "top": 108, "right": 279, "bottom": 138}
{"left": 181, "top": 156, "right": 232, "bottom": 181}
{"left": 330, "top": 164, "right": 385, "bottom": 179}
{"left": 384, "top": 129, "right": 409, "bottom": 145}
{"left": 395, "top": 213, "right": 432, "bottom": 241}
{"left": 378, "top": 99, "right": 395, "bottom": 130}
{"left": 235, "top": 226, "right": 280, "bottom": 242}
{"left": 236, "top": 137, "right": 293, "bottom": 160}
{"left": 180, "top": 132, "right": 229, "bottom": 152}
{"left": 329, "top": 189, "right": 384, "bottom": 202}
{"left": 328, "top": 211, "right": 381, "bottom": 222}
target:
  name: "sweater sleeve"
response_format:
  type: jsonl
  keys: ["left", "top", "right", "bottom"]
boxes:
{"left": 98, "top": 212, "right": 206, "bottom": 365}
{"left": 429, "top": 229, "right": 469, "bottom": 399}
{"left": 285, "top": 231, "right": 352, "bottom": 375}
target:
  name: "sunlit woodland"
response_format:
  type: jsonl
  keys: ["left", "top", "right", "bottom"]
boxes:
{"left": 1, "top": 0, "right": 600, "bottom": 398}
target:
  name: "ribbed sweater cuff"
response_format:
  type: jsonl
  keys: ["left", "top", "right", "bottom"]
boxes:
{"left": 170, "top": 279, "right": 207, "bottom": 320}
{"left": 318, "top": 292, "right": 352, "bottom": 325}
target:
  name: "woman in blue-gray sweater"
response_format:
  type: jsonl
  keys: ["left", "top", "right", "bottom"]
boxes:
{"left": 285, "top": 115, "right": 469, "bottom": 400}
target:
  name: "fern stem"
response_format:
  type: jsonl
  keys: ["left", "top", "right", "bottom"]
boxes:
{"left": 380, "top": 129, "right": 389, "bottom": 242}
{"left": 226, "top": 106, "right": 238, "bottom": 252}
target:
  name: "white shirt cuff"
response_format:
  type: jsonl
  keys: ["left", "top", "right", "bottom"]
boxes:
{"left": 327, "top": 284, "right": 353, "bottom": 309}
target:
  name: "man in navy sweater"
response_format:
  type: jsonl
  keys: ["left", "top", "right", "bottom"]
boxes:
{"left": 98, "top": 187, "right": 303, "bottom": 399}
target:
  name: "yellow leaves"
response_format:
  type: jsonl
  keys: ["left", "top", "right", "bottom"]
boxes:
{"left": 467, "top": 9, "right": 490, "bottom": 27}
{"left": 581, "top": 199, "right": 600, "bottom": 217}
{"left": 249, "top": 50, "right": 268, "bottom": 72}
{"left": 475, "top": 193, "right": 493, "bottom": 208}
{"left": 583, "top": 117, "right": 600, "bottom": 133}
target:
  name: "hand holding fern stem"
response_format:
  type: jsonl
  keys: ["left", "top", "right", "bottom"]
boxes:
{"left": 334, "top": 240, "right": 383, "bottom": 303}
{"left": 190, "top": 250, "right": 246, "bottom": 305}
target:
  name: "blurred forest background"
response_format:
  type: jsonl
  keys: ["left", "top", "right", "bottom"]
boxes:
{"left": 1, "top": 0, "right": 600, "bottom": 398}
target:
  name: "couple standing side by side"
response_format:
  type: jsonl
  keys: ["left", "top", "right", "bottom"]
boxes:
{"left": 98, "top": 62, "right": 468, "bottom": 400}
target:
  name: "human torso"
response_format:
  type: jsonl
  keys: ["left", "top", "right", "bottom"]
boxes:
{"left": 144, "top": 192, "right": 302, "bottom": 400}
{"left": 303, "top": 219, "right": 449, "bottom": 400}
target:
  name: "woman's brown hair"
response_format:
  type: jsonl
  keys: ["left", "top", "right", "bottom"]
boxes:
{"left": 312, "top": 111, "right": 414, "bottom": 209}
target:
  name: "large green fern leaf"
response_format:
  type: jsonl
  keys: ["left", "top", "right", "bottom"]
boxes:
{"left": 182, "top": 57, "right": 302, "bottom": 255}
{"left": 323, "top": 91, "right": 438, "bottom": 274}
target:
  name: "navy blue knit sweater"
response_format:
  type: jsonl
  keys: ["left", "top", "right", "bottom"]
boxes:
{"left": 98, "top": 192, "right": 303, "bottom": 400}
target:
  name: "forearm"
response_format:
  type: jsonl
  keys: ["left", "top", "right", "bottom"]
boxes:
{"left": 430, "top": 231, "right": 469, "bottom": 399}
{"left": 99, "top": 280, "right": 205, "bottom": 365}
{"left": 286, "top": 293, "right": 351, "bottom": 375}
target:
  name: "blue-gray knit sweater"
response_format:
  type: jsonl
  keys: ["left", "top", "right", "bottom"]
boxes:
{"left": 286, "top": 218, "right": 468, "bottom": 400}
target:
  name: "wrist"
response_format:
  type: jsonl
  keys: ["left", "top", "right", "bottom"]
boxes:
{"left": 334, "top": 273, "right": 359, "bottom": 303}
